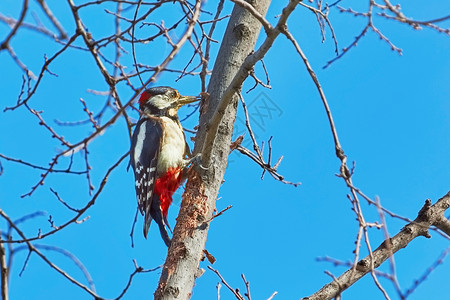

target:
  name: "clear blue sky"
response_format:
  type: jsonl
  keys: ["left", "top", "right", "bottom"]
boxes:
{"left": 1, "top": 1, "right": 449, "bottom": 299}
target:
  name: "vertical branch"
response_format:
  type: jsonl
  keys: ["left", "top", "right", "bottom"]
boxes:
{"left": 200, "top": 0, "right": 225, "bottom": 92}
{"left": 113, "top": 1, "right": 133, "bottom": 140}
{"left": 0, "top": 233, "right": 8, "bottom": 300}
{"left": 155, "top": 1, "right": 272, "bottom": 299}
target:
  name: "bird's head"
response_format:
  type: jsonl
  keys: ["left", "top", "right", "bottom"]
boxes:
{"left": 138, "top": 86, "right": 198, "bottom": 117}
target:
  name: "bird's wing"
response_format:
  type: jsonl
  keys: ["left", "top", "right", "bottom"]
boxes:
{"left": 130, "top": 117, "right": 172, "bottom": 246}
{"left": 130, "top": 117, "right": 162, "bottom": 228}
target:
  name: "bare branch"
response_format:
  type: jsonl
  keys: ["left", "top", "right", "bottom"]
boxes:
{"left": 14, "top": 244, "right": 96, "bottom": 292}
{"left": 0, "top": 233, "right": 8, "bottom": 300}
{"left": 229, "top": 0, "right": 272, "bottom": 33}
{"left": 4, "top": 33, "right": 80, "bottom": 111}
{"left": 49, "top": 188, "right": 81, "bottom": 213}
{"left": 0, "top": 154, "right": 86, "bottom": 175}
{"left": 113, "top": 260, "right": 161, "bottom": 300}
{"left": 302, "top": 192, "right": 450, "bottom": 300}
{"left": 35, "top": 0, "right": 68, "bottom": 39}
{"left": 403, "top": 246, "right": 450, "bottom": 298}
{"left": 0, "top": 210, "right": 101, "bottom": 298}
{"left": 205, "top": 205, "right": 232, "bottom": 223}
{"left": 200, "top": 0, "right": 225, "bottom": 92}
{"left": 208, "top": 266, "right": 245, "bottom": 300}
{"left": 1, "top": 151, "right": 129, "bottom": 244}
{"left": 201, "top": 0, "right": 299, "bottom": 164}
{"left": 0, "top": 0, "right": 28, "bottom": 50}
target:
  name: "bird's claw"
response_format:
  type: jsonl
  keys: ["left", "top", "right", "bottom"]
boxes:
{"left": 190, "top": 153, "right": 209, "bottom": 171}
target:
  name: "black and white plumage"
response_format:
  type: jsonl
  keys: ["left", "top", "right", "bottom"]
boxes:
{"left": 129, "top": 86, "right": 198, "bottom": 247}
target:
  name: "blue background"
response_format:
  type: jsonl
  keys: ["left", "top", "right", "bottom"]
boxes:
{"left": 0, "top": 1, "right": 449, "bottom": 299}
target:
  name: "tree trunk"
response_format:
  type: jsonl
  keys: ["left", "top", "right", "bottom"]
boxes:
{"left": 154, "top": 1, "right": 272, "bottom": 299}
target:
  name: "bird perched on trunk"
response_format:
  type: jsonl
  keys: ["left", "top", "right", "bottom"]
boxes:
{"left": 129, "top": 86, "right": 199, "bottom": 247}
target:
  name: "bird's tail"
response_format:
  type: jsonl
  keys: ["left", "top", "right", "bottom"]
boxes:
{"left": 143, "top": 194, "right": 172, "bottom": 247}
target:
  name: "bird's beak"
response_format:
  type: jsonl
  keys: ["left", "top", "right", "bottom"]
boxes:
{"left": 176, "top": 95, "right": 200, "bottom": 107}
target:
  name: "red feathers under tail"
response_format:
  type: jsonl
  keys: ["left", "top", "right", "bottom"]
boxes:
{"left": 154, "top": 167, "right": 182, "bottom": 217}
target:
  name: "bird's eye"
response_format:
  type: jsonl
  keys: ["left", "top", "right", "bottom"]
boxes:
{"left": 170, "top": 91, "right": 178, "bottom": 98}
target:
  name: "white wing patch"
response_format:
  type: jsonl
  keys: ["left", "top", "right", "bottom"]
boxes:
{"left": 133, "top": 122, "right": 147, "bottom": 166}
{"left": 135, "top": 160, "right": 157, "bottom": 215}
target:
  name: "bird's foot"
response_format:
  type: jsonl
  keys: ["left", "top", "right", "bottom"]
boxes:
{"left": 186, "top": 153, "right": 209, "bottom": 171}
{"left": 181, "top": 154, "right": 209, "bottom": 180}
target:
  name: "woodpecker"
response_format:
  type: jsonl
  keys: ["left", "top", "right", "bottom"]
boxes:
{"left": 130, "top": 86, "right": 199, "bottom": 247}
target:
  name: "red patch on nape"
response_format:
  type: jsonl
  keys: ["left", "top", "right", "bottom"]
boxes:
{"left": 138, "top": 90, "right": 151, "bottom": 106}
{"left": 154, "top": 167, "right": 183, "bottom": 217}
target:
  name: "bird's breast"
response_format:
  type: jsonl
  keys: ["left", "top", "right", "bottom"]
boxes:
{"left": 157, "top": 117, "right": 186, "bottom": 174}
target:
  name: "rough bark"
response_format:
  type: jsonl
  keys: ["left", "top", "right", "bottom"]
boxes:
{"left": 154, "top": 1, "right": 272, "bottom": 299}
